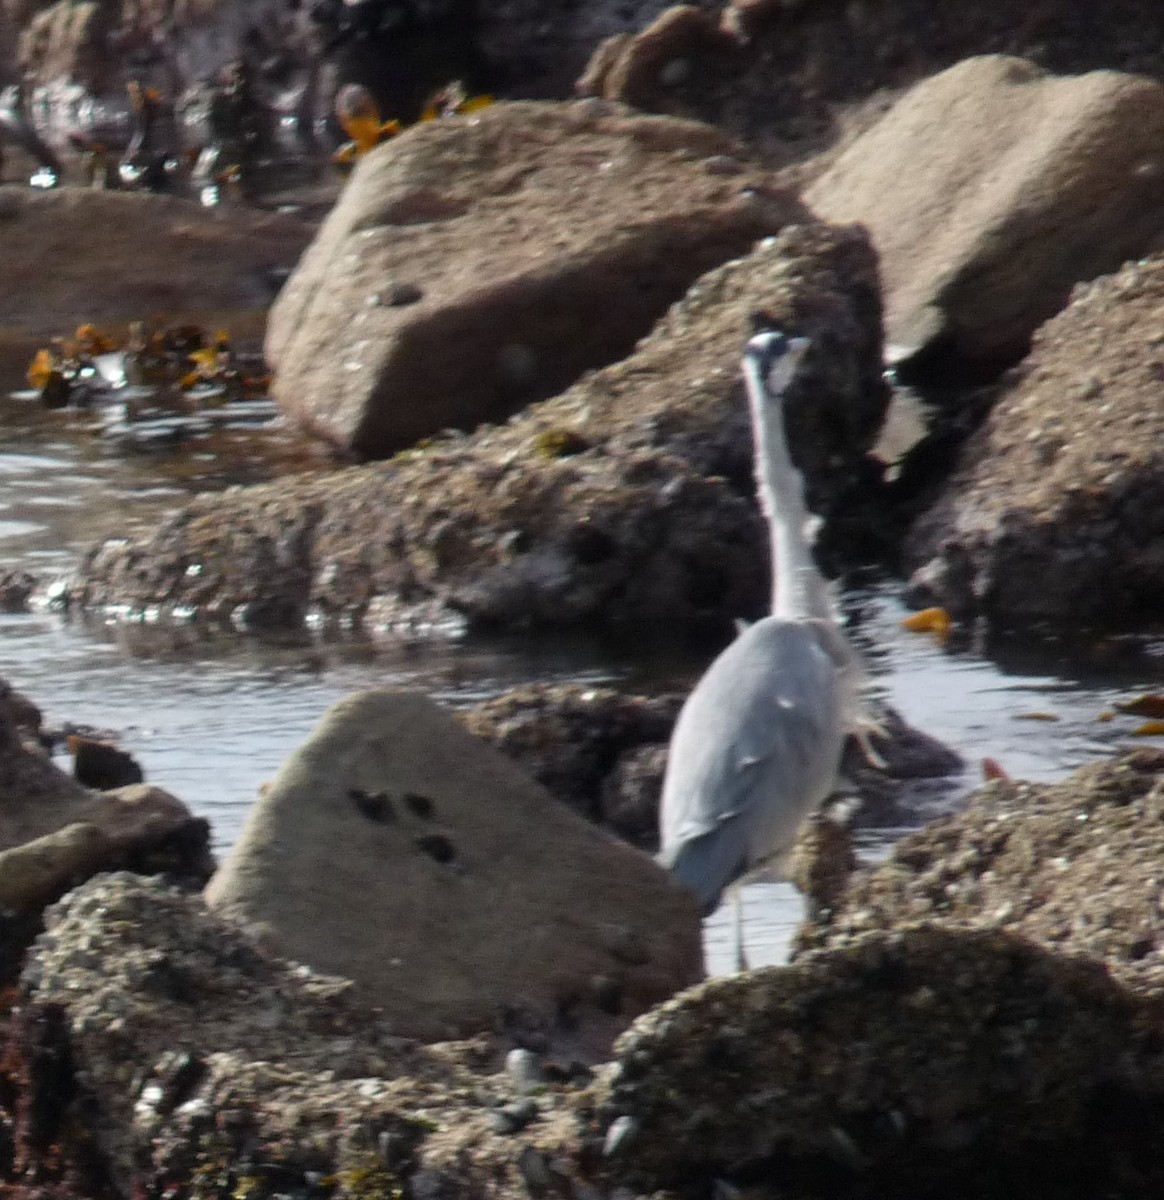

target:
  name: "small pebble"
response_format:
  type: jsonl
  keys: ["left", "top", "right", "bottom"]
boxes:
{"left": 703, "top": 155, "right": 745, "bottom": 176}
{"left": 517, "top": 1146, "right": 553, "bottom": 1193}
{"left": 506, "top": 1046, "right": 545, "bottom": 1093}
{"left": 603, "top": 1114, "right": 638, "bottom": 1157}
{"left": 489, "top": 1097, "right": 539, "bottom": 1134}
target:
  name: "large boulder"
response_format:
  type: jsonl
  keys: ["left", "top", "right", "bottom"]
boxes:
{"left": 804, "top": 55, "right": 1164, "bottom": 366}
{"left": 265, "top": 99, "right": 809, "bottom": 458}
{"left": 0, "top": 186, "right": 311, "bottom": 359}
{"left": 799, "top": 749, "right": 1164, "bottom": 1003}
{"left": 205, "top": 689, "right": 702, "bottom": 1056}
{"left": 69, "top": 220, "right": 887, "bottom": 638}
{"left": 905, "top": 253, "right": 1164, "bottom": 627}
{"left": 599, "top": 925, "right": 1164, "bottom": 1196}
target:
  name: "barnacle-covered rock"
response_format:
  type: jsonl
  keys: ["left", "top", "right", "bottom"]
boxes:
{"left": 72, "top": 220, "right": 886, "bottom": 638}
{"left": 799, "top": 749, "right": 1164, "bottom": 1004}
{"left": 19, "top": 872, "right": 594, "bottom": 1198}
{"left": 599, "top": 924, "right": 1164, "bottom": 1195}
{"left": 905, "top": 254, "right": 1164, "bottom": 628}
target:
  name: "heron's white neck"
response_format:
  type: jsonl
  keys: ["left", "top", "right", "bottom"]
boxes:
{"left": 743, "top": 355, "right": 834, "bottom": 623}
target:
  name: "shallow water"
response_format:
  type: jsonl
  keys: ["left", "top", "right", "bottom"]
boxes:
{"left": 2, "top": 381, "right": 1163, "bottom": 976}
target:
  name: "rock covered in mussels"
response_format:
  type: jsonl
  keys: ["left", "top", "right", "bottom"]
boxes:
{"left": 599, "top": 925, "right": 1164, "bottom": 1195}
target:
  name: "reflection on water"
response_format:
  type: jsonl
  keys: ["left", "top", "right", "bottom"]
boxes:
{"left": 3, "top": 381, "right": 1164, "bottom": 976}
{"left": 0, "top": 385, "right": 327, "bottom": 570}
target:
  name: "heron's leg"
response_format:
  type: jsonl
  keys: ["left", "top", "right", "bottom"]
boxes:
{"left": 734, "top": 887, "right": 749, "bottom": 972}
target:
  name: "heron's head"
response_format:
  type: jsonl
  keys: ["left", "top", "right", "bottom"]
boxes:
{"left": 742, "top": 329, "right": 811, "bottom": 399}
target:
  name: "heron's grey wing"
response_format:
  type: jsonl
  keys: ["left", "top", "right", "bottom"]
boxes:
{"left": 658, "top": 618, "right": 843, "bottom": 912}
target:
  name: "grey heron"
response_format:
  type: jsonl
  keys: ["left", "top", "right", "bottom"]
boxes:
{"left": 657, "top": 329, "right": 877, "bottom": 968}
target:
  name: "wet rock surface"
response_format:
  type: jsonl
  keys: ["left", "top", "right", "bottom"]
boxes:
{"left": 798, "top": 750, "right": 1164, "bottom": 1004}
{"left": 205, "top": 689, "right": 703, "bottom": 1056}
{"left": 70, "top": 220, "right": 886, "bottom": 637}
{"left": 805, "top": 55, "right": 1164, "bottom": 367}
{"left": 905, "top": 253, "right": 1164, "bottom": 628}
{"left": 601, "top": 924, "right": 1164, "bottom": 1196}
{"left": 266, "top": 99, "right": 809, "bottom": 458}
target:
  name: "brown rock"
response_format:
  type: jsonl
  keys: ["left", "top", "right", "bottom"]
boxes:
{"left": 265, "top": 99, "right": 808, "bottom": 458}
{"left": 205, "top": 690, "right": 702, "bottom": 1057}
{"left": 905, "top": 253, "right": 1164, "bottom": 627}
{"left": 0, "top": 185, "right": 311, "bottom": 352}
{"left": 0, "top": 821, "right": 112, "bottom": 911}
{"left": 577, "top": 2, "right": 1164, "bottom": 178}
{"left": 578, "top": 5, "right": 739, "bottom": 109}
{"left": 71, "top": 221, "right": 887, "bottom": 637}
{"left": 0, "top": 681, "right": 213, "bottom": 914}
{"left": 805, "top": 56, "right": 1164, "bottom": 366}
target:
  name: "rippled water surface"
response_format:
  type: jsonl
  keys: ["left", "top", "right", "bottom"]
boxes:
{"left": 3, "top": 378, "right": 1163, "bottom": 976}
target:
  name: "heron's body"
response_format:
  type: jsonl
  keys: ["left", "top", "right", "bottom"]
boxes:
{"left": 656, "top": 329, "right": 873, "bottom": 954}
{"left": 657, "top": 615, "right": 846, "bottom": 914}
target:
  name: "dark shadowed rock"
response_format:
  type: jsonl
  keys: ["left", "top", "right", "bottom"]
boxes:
{"left": 461, "top": 684, "right": 682, "bottom": 847}
{"left": 71, "top": 221, "right": 886, "bottom": 638}
{"left": 266, "top": 99, "right": 809, "bottom": 458}
{"left": 905, "top": 254, "right": 1164, "bottom": 628}
{"left": 600, "top": 925, "right": 1164, "bottom": 1195}
{"left": 805, "top": 56, "right": 1164, "bottom": 367}
{"left": 205, "top": 689, "right": 702, "bottom": 1057}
